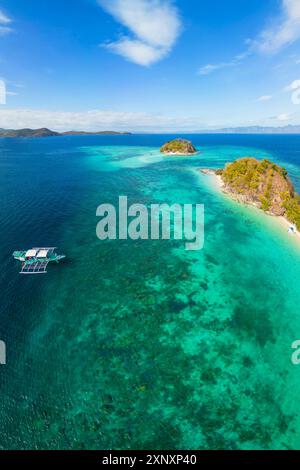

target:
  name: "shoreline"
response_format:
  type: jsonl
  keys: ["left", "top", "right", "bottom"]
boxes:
{"left": 200, "top": 168, "right": 300, "bottom": 245}
{"left": 161, "top": 151, "right": 198, "bottom": 156}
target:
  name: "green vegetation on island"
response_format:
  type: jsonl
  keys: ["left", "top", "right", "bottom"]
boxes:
{"left": 160, "top": 138, "right": 197, "bottom": 155}
{"left": 0, "top": 128, "right": 61, "bottom": 138}
{"left": 217, "top": 157, "right": 300, "bottom": 229}
{"left": 0, "top": 128, "right": 132, "bottom": 138}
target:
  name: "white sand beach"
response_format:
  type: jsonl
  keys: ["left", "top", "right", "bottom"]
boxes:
{"left": 200, "top": 168, "right": 300, "bottom": 245}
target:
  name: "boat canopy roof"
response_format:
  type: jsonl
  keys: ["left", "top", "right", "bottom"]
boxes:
{"left": 36, "top": 249, "right": 48, "bottom": 258}
{"left": 25, "top": 249, "right": 37, "bottom": 257}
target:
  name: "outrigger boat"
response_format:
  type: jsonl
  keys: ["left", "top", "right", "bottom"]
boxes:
{"left": 13, "top": 247, "right": 65, "bottom": 274}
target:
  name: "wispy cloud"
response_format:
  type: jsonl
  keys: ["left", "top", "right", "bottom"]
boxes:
{"left": 0, "top": 10, "right": 11, "bottom": 24}
{"left": 255, "top": 0, "right": 300, "bottom": 54}
{"left": 198, "top": 62, "right": 232, "bottom": 76}
{"left": 0, "top": 108, "right": 205, "bottom": 132}
{"left": 0, "top": 108, "right": 298, "bottom": 131}
{"left": 258, "top": 95, "right": 272, "bottom": 102}
{"left": 0, "top": 9, "right": 13, "bottom": 35}
{"left": 198, "top": 51, "right": 249, "bottom": 76}
{"left": 98, "top": 0, "right": 182, "bottom": 66}
{"left": 198, "top": 1, "right": 300, "bottom": 76}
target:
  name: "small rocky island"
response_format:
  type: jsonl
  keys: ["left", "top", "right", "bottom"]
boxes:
{"left": 204, "top": 157, "right": 300, "bottom": 230}
{"left": 160, "top": 138, "right": 197, "bottom": 155}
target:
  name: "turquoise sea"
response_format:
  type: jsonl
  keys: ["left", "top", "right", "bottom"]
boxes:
{"left": 1, "top": 134, "right": 300, "bottom": 449}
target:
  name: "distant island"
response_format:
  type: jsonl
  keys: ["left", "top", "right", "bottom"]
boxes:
{"left": 202, "top": 158, "right": 300, "bottom": 230}
{"left": 62, "top": 130, "right": 132, "bottom": 136}
{"left": 196, "top": 125, "right": 300, "bottom": 135}
{"left": 0, "top": 128, "right": 132, "bottom": 138}
{"left": 160, "top": 138, "right": 197, "bottom": 155}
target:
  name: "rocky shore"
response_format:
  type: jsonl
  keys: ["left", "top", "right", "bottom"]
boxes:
{"left": 160, "top": 138, "right": 197, "bottom": 155}
{"left": 200, "top": 158, "right": 300, "bottom": 242}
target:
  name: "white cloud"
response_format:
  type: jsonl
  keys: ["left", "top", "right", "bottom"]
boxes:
{"left": 258, "top": 95, "right": 272, "bottom": 102}
{"left": 106, "top": 38, "right": 168, "bottom": 67}
{"left": 256, "top": 0, "right": 300, "bottom": 53}
{"left": 0, "top": 108, "right": 298, "bottom": 131}
{"left": 99, "top": 0, "right": 182, "bottom": 66}
{"left": 277, "top": 112, "right": 292, "bottom": 121}
{"left": 0, "top": 9, "right": 13, "bottom": 35}
{"left": 0, "top": 108, "right": 204, "bottom": 132}
{"left": 0, "top": 10, "right": 11, "bottom": 24}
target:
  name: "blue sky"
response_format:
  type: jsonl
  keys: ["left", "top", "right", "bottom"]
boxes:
{"left": 0, "top": 0, "right": 300, "bottom": 131}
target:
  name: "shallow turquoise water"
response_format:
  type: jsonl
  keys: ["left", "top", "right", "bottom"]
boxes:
{"left": 1, "top": 134, "right": 300, "bottom": 449}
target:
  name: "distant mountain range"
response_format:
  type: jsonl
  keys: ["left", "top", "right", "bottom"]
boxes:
{"left": 201, "top": 125, "right": 300, "bottom": 134}
{"left": 0, "top": 128, "right": 132, "bottom": 138}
